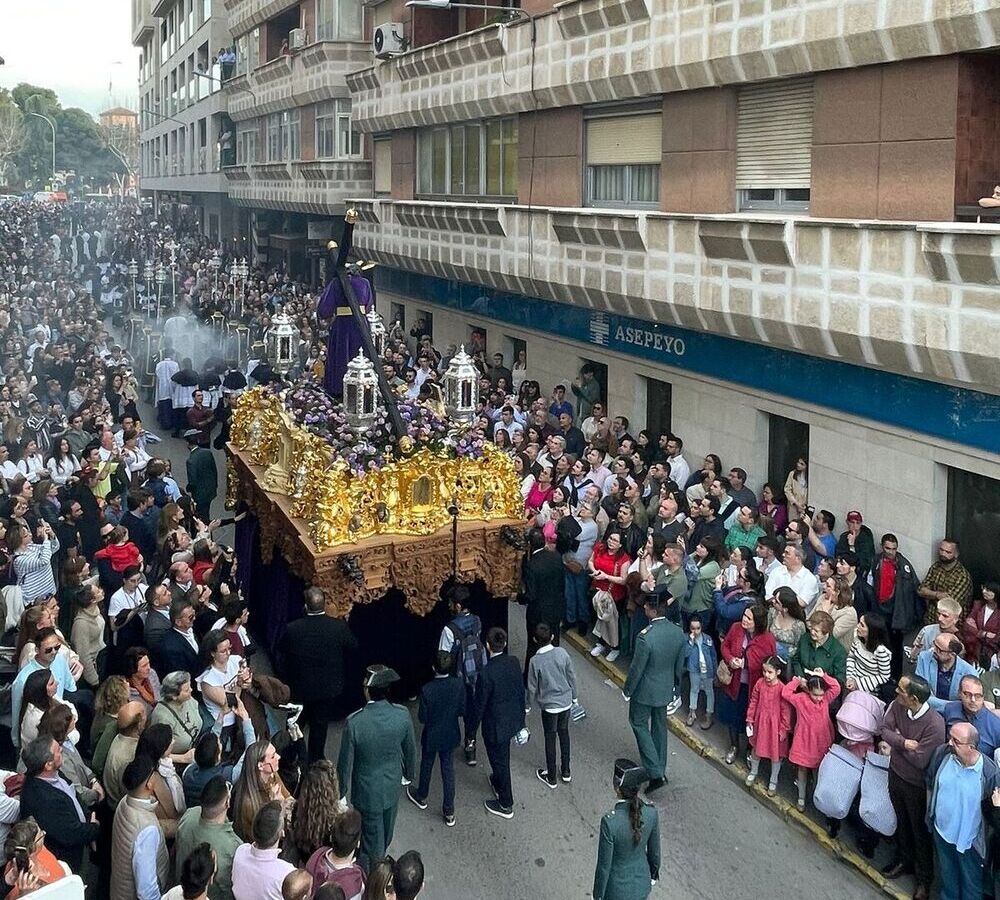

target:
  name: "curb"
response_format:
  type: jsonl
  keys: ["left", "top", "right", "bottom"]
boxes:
{"left": 564, "top": 630, "right": 909, "bottom": 900}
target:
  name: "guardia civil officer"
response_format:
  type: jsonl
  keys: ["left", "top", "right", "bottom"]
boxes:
{"left": 337, "top": 665, "right": 417, "bottom": 867}
{"left": 593, "top": 759, "right": 661, "bottom": 900}
{"left": 622, "top": 586, "right": 685, "bottom": 790}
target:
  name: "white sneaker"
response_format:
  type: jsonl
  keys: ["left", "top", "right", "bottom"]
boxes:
{"left": 605, "top": 650, "right": 620, "bottom": 662}
{"left": 590, "top": 645, "right": 605, "bottom": 657}
{"left": 665, "top": 696, "right": 682, "bottom": 716}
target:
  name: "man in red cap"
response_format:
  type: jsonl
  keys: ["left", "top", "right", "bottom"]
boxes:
{"left": 835, "top": 510, "right": 876, "bottom": 575}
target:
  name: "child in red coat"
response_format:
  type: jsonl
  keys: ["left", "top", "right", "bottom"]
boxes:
{"left": 93, "top": 525, "right": 142, "bottom": 574}
{"left": 781, "top": 669, "right": 841, "bottom": 811}
{"left": 745, "top": 655, "right": 790, "bottom": 796}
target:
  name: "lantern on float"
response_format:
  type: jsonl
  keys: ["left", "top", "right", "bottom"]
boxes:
{"left": 343, "top": 349, "right": 380, "bottom": 430}
{"left": 265, "top": 311, "right": 297, "bottom": 377}
{"left": 443, "top": 345, "right": 478, "bottom": 425}
{"left": 366, "top": 306, "right": 387, "bottom": 359}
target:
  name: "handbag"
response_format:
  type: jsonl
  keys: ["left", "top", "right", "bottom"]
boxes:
{"left": 715, "top": 659, "right": 733, "bottom": 686}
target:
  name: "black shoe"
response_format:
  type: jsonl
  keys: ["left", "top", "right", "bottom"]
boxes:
{"left": 882, "top": 861, "right": 912, "bottom": 879}
{"left": 484, "top": 799, "right": 514, "bottom": 819}
{"left": 826, "top": 818, "right": 840, "bottom": 839}
{"left": 576, "top": 623, "right": 588, "bottom": 637}
{"left": 405, "top": 786, "right": 427, "bottom": 810}
{"left": 560, "top": 771, "right": 571, "bottom": 783}
{"left": 464, "top": 740, "right": 477, "bottom": 767}
{"left": 536, "top": 768, "right": 557, "bottom": 789}
{"left": 443, "top": 813, "right": 456, "bottom": 827}
{"left": 645, "top": 777, "right": 666, "bottom": 793}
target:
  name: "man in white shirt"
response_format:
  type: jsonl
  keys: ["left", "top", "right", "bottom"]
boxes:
{"left": 154, "top": 348, "right": 179, "bottom": 432}
{"left": 765, "top": 544, "right": 820, "bottom": 610}
{"left": 663, "top": 435, "right": 690, "bottom": 490}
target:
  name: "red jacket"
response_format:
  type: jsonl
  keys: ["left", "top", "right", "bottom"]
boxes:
{"left": 961, "top": 600, "right": 1000, "bottom": 665}
{"left": 719, "top": 621, "right": 777, "bottom": 701}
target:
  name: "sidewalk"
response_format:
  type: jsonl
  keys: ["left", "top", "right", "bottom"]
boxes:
{"left": 563, "top": 629, "right": 911, "bottom": 900}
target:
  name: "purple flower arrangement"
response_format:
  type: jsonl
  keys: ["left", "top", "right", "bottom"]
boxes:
{"left": 270, "top": 377, "right": 487, "bottom": 476}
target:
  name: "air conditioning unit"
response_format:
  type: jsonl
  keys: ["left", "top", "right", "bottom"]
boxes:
{"left": 373, "top": 23, "right": 406, "bottom": 59}
{"left": 288, "top": 28, "right": 306, "bottom": 51}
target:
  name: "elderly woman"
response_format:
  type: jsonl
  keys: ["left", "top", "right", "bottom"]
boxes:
{"left": 150, "top": 670, "right": 202, "bottom": 763}
{"left": 124, "top": 645, "right": 162, "bottom": 715}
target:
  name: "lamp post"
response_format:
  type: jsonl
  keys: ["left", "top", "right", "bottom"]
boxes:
{"left": 155, "top": 261, "right": 166, "bottom": 321}
{"left": 26, "top": 112, "right": 56, "bottom": 183}
{"left": 128, "top": 258, "right": 139, "bottom": 314}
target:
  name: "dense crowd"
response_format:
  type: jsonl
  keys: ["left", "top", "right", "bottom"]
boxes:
{"left": 2, "top": 195, "right": 997, "bottom": 900}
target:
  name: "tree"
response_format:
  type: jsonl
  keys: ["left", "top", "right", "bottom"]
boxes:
{"left": 0, "top": 90, "right": 24, "bottom": 187}
{"left": 99, "top": 119, "right": 138, "bottom": 198}
{"left": 12, "top": 82, "right": 61, "bottom": 187}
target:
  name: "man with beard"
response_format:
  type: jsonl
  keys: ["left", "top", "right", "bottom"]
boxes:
{"left": 919, "top": 538, "right": 973, "bottom": 621}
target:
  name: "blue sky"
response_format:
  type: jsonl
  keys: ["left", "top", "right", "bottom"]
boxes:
{"left": 0, "top": 0, "right": 140, "bottom": 115}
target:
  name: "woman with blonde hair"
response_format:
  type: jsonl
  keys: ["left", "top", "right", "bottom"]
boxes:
{"left": 230, "top": 738, "right": 292, "bottom": 841}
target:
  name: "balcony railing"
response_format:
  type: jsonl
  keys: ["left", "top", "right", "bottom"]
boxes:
{"left": 224, "top": 158, "right": 372, "bottom": 213}
{"left": 346, "top": 200, "right": 1000, "bottom": 394}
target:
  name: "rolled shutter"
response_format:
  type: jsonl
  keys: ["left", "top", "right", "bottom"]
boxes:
{"left": 374, "top": 139, "right": 391, "bottom": 193}
{"left": 736, "top": 78, "right": 813, "bottom": 189}
{"left": 586, "top": 114, "right": 662, "bottom": 166}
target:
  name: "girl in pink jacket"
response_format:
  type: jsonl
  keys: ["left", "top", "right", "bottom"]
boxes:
{"left": 781, "top": 670, "right": 841, "bottom": 811}
{"left": 745, "top": 655, "right": 791, "bottom": 796}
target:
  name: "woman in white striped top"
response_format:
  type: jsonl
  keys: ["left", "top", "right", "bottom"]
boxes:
{"left": 845, "top": 612, "right": 893, "bottom": 696}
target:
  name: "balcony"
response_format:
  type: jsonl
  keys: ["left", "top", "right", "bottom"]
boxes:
{"left": 139, "top": 146, "right": 229, "bottom": 194}
{"left": 131, "top": 0, "right": 155, "bottom": 45}
{"left": 345, "top": 200, "right": 1000, "bottom": 393}
{"left": 347, "top": 0, "right": 1000, "bottom": 132}
{"left": 223, "top": 0, "right": 299, "bottom": 41}
{"left": 224, "top": 158, "right": 372, "bottom": 213}
{"left": 225, "top": 41, "right": 372, "bottom": 121}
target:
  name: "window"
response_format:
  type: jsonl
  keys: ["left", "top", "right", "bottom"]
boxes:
{"left": 946, "top": 469, "right": 1000, "bottom": 592}
{"left": 374, "top": 139, "right": 392, "bottom": 193}
{"left": 585, "top": 109, "right": 660, "bottom": 208}
{"left": 203, "top": 0, "right": 211, "bottom": 26}
{"left": 736, "top": 77, "right": 813, "bottom": 211}
{"left": 767, "top": 414, "right": 809, "bottom": 491}
{"left": 287, "top": 109, "right": 300, "bottom": 160}
{"left": 317, "top": 0, "right": 363, "bottom": 40}
{"left": 267, "top": 114, "right": 281, "bottom": 161}
{"left": 266, "top": 110, "right": 299, "bottom": 161}
{"left": 247, "top": 27, "right": 260, "bottom": 71}
{"left": 416, "top": 117, "right": 517, "bottom": 198}
{"left": 316, "top": 100, "right": 360, "bottom": 159}
{"left": 389, "top": 302, "right": 405, "bottom": 329}
{"left": 237, "top": 124, "right": 257, "bottom": 164}
{"left": 235, "top": 33, "right": 248, "bottom": 76}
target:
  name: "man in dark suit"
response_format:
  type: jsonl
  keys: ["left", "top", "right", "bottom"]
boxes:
{"left": 474, "top": 627, "right": 525, "bottom": 820}
{"left": 184, "top": 428, "right": 218, "bottom": 521}
{"left": 19, "top": 735, "right": 101, "bottom": 873}
{"left": 279, "top": 586, "right": 359, "bottom": 762}
{"left": 521, "top": 528, "right": 566, "bottom": 679}
{"left": 406, "top": 650, "right": 465, "bottom": 827}
{"left": 155, "top": 598, "right": 201, "bottom": 682}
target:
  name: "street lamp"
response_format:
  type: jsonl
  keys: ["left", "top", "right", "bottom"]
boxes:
{"left": 25, "top": 112, "right": 56, "bottom": 183}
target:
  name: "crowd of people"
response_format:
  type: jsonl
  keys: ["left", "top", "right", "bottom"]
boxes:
{"left": 2, "top": 193, "right": 997, "bottom": 900}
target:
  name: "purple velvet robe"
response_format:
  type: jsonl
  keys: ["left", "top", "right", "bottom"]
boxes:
{"left": 317, "top": 272, "right": 373, "bottom": 395}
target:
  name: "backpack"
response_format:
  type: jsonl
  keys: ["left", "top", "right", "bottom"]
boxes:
{"left": 448, "top": 614, "right": 487, "bottom": 687}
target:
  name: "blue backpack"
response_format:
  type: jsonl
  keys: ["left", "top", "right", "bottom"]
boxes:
{"left": 448, "top": 614, "right": 488, "bottom": 687}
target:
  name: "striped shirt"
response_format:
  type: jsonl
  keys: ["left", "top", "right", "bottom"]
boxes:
{"left": 13, "top": 537, "right": 60, "bottom": 604}
{"left": 845, "top": 638, "right": 892, "bottom": 694}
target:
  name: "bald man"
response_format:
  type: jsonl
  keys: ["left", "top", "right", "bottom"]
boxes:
{"left": 281, "top": 869, "right": 313, "bottom": 900}
{"left": 104, "top": 701, "right": 148, "bottom": 806}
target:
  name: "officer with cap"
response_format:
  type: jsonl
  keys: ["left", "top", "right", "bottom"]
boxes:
{"left": 622, "top": 586, "right": 685, "bottom": 792}
{"left": 337, "top": 664, "right": 417, "bottom": 867}
{"left": 593, "top": 758, "right": 661, "bottom": 900}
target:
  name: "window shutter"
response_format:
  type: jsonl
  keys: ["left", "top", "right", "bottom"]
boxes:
{"left": 736, "top": 78, "right": 813, "bottom": 190}
{"left": 372, "top": 0, "right": 393, "bottom": 28}
{"left": 374, "top": 139, "right": 392, "bottom": 193}
{"left": 586, "top": 115, "right": 662, "bottom": 166}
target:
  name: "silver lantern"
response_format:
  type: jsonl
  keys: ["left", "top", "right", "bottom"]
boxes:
{"left": 443, "top": 345, "right": 478, "bottom": 424}
{"left": 343, "top": 349, "right": 380, "bottom": 430}
{"left": 265, "top": 311, "right": 297, "bottom": 377}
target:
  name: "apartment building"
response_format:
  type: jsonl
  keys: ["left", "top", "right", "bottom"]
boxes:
{"left": 132, "top": 0, "right": 236, "bottom": 242}
{"left": 344, "top": 0, "right": 1000, "bottom": 585}
{"left": 220, "top": 0, "right": 372, "bottom": 280}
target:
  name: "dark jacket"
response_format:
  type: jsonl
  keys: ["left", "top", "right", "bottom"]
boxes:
{"left": 562, "top": 426, "right": 586, "bottom": 458}
{"left": 475, "top": 653, "right": 525, "bottom": 746}
{"left": 20, "top": 775, "right": 101, "bottom": 873}
{"left": 186, "top": 446, "right": 218, "bottom": 507}
{"left": 869, "top": 551, "right": 922, "bottom": 631}
{"left": 125, "top": 510, "right": 157, "bottom": 564}
{"left": 279, "top": 613, "right": 358, "bottom": 703}
{"left": 155, "top": 627, "right": 201, "bottom": 682}
{"left": 835, "top": 525, "right": 877, "bottom": 575}
{"left": 523, "top": 548, "right": 566, "bottom": 629}
{"left": 418, "top": 675, "right": 466, "bottom": 752}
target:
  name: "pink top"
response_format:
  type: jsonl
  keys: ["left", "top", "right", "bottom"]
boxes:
{"left": 781, "top": 674, "right": 841, "bottom": 768}
{"left": 746, "top": 678, "right": 791, "bottom": 762}
{"left": 231, "top": 844, "right": 295, "bottom": 900}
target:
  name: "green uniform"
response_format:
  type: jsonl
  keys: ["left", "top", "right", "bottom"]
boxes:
{"left": 593, "top": 799, "right": 660, "bottom": 900}
{"left": 622, "top": 617, "right": 686, "bottom": 780}
{"left": 337, "top": 699, "right": 417, "bottom": 865}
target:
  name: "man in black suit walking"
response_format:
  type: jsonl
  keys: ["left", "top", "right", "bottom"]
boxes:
{"left": 406, "top": 650, "right": 465, "bottom": 827}
{"left": 474, "top": 627, "right": 525, "bottom": 820}
{"left": 19, "top": 735, "right": 101, "bottom": 873}
{"left": 154, "top": 598, "right": 201, "bottom": 682}
{"left": 279, "top": 586, "right": 359, "bottom": 762}
{"left": 521, "top": 527, "right": 566, "bottom": 679}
